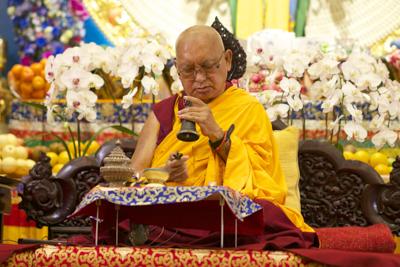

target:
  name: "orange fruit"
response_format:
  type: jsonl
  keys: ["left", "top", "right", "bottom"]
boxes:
{"left": 30, "top": 62, "right": 43, "bottom": 76}
{"left": 40, "top": 69, "right": 45, "bottom": 78}
{"left": 19, "top": 82, "right": 33, "bottom": 96}
{"left": 31, "top": 89, "right": 45, "bottom": 99}
{"left": 21, "top": 66, "right": 34, "bottom": 82}
{"left": 45, "top": 82, "right": 51, "bottom": 91}
{"left": 40, "top": 58, "right": 47, "bottom": 68}
{"left": 32, "top": 76, "right": 45, "bottom": 91}
{"left": 20, "top": 91, "right": 31, "bottom": 99}
{"left": 11, "top": 64, "right": 23, "bottom": 80}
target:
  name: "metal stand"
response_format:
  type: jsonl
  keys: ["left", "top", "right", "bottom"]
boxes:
{"left": 115, "top": 205, "right": 120, "bottom": 246}
{"left": 235, "top": 219, "right": 238, "bottom": 248}
{"left": 95, "top": 200, "right": 101, "bottom": 246}
{"left": 220, "top": 197, "right": 224, "bottom": 248}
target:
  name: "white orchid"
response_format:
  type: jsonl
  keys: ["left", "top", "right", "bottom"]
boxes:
{"left": 141, "top": 75, "right": 159, "bottom": 95}
{"left": 371, "top": 128, "right": 398, "bottom": 149}
{"left": 121, "top": 87, "right": 138, "bottom": 109}
{"left": 287, "top": 95, "right": 303, "bottom": 111}
{"left": 328, "top": 115, "right": 344, "bottom": 135}
{"left": 65, "top": 90, "right": 98, "bottom": 122}
{"left": 342, "top": 82, "right": 369, "bottom": 103}
{"left": 117, "top": 64, "right": 139, "bottom": 89}
{"left": 60, "top": 46, "right": 92, "bottom": 70}
{"left": 279, "top": 77, "right": 301, "bottom": 95}
{"left": 283, "top": 52, "right": 309, "bottom": 77}
{"left": 343, "top": 121, "right": 368, "bottom": 142}
{"left": 375, "top": 60, "right": 389, "bottom": 81}
{"left": 370, "top": 115, "right": 386, "bottom": 131}
{"left": 263, "top": 90, "right": 282, "bottom": 106}
{"left": 345, "top": 104, "right": 363, "bottom": 123}
{"left": 244, "top": 30, "right": 400, "bottom": 148}
{"left": 266, "top": 104, "right": 289, "bottom": 121}
{"left": 341, "top": 61, "right": 361, "bottom": 83}
{"left": 307, "top": 56, "right": 339, "bottom": 80}
{"left": 59, "top": 67, "right": 104, "bottom": 91}
{"left": 321, "top": 89, "right": 342, "bottom": 113}
{"left": 169, "top": 65, "right": 184, "bottom": 94}
{"left": 355, "top": 73, "right": 382, "bottom": 90}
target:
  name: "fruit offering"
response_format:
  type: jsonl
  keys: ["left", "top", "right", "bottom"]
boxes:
{"left": 0, "top": 133, "right": 35, "bottom": 177}
{"left": 7, "top": 59, "right": 50, "bottom": 100}
{"left": 343, "top": 145, "right": 394, "bottom": 176}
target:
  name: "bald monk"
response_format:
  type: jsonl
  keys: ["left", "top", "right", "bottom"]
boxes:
{"left": 130, "top": 25, "right": 316, "bottom": 249}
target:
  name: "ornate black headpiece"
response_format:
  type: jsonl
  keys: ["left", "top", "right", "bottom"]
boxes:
{"left": 211, "top": 17, "right": 246, "bottom": 80}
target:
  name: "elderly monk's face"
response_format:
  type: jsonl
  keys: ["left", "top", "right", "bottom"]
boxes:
{"left": 175, "top": 38, "right": 232, "bottom": 103}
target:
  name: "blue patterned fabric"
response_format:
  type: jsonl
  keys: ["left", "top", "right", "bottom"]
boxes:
{"left": 73, "top": 186, "right": 262, "bottom": 221}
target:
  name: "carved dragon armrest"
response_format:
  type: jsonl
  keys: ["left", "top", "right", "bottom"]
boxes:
{"left": 298, "top": 140, "right": 385, "bottom": 228}
{"left": 362, "top": 156, "right": 400, "bottom": 235}
{"left": 18, "top": 138, "right": 136, "bottom": 227}
{"left": 18, "top": 153, "right": 100, "bottom": 227}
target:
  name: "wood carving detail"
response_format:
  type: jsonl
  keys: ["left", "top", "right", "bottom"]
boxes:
{"left": 363, "top": 156, "right": 400, "bottom": 235}
{"left": 75, "top": 168, "right": 103, "bottom": 202}
{"left": 18, "top": 153, "right": 67, "bottom": 227}
{"left": 19, "top": 139, "right": 136, "bottom": 227}
{"left": 298, "top": 140, "right": 383, "bottom": 228}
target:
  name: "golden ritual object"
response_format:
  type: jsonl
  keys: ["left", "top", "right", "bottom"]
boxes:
{"left": 142, "top": 168, "right": 169, "bottom": 184}
{"left": 0, "top": 38, "right": 6, "bottom": 71}
{"left": 100, "top": 140, "right": 135, "bottom": 185}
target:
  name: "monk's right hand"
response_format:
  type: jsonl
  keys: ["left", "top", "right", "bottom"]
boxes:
{"left": 164, "top": 153, "right": 189, "bottom": 182}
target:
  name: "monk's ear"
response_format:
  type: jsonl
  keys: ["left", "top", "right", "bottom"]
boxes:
{"left": 224, "top": 49, "right": 233, "bottom": 72}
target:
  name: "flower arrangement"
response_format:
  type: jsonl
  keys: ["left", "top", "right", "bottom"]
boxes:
{"left": 42, "top": 29, "right": 181, "bottom": 159}
{"left": 244, "top": 30, "right": 400, "bottom": 150}
{"left": 7, "top": 0, "right": 85, "bottom": 65}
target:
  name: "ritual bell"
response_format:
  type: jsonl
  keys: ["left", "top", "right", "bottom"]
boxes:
{"left": 176, "top": 100, "right": 199, "bottom": 142}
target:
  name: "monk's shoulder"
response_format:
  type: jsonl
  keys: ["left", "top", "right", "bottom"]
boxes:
{"left": 231, "top": 87, "right": 264, "bottom": 108}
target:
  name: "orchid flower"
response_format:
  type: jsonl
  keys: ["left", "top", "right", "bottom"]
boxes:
{"left": 279, "top": 77, "right": 301, "bottom": 95}
{"left": 266, "top": 104, "right": 289, "bottom": 121}
{"left": 328, "top": 115, "right": 344, "bottom": 135}
{"left": 141, "top": 75, "right": 159, "bottom": 95}
{"left": 371, "top": 128, "right": 398, "bottom": 149}
{"left": 121, "top": 87, "right": 138, "bottom": 109}
{"left": 343, "top": 121, "right": 368, "bottom": 142}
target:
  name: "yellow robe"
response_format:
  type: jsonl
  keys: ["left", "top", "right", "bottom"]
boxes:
{"left": 151, "top": 86, "right": 313, "bottom": 232}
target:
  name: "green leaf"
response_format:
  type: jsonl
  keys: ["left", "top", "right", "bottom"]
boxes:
{"left": 67, "top": 125, "right": 78, "bottom": 159}
{"left": 51, "top": 134, "right": 73, "bottom": 161}
{"left": 82, "top": 125, "right": 110, "bottom": 157}
{"left": 111, "top": 125, "right": 137, "bottom": 136}
{"left": 21, "top": 102, "right": 47, "bottom": 111}
{"left": 82, "top": 125, "right": 137, "bottom": 156}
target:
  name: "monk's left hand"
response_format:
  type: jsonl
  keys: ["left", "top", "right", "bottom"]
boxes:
{"left": 177, "top": 96, "right": 224, "bottom": 142}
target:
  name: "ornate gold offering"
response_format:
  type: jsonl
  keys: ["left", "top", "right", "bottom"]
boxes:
{"left": 0, "top": 38, "right": 5, "bottom": 71}
{"left": 142, "top": 168, "right": 169, "bottom": 184}
{"left": 100, "top": 140, "right": 135, "bottom": 185}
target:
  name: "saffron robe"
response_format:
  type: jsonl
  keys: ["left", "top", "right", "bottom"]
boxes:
{"left": 151, "top": 86, "right": 313, "bottom": 233}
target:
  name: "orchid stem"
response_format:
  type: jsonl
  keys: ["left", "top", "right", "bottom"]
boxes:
{"left": 77, "top": 119, "right": 81, "bottom": 157}
{"left": 67, "top": 124, "right": 77, "bottom": 159}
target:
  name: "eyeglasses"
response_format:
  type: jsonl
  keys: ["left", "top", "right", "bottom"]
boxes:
{"left": 176, "top": 52, "right": 225, "bottom": 79}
